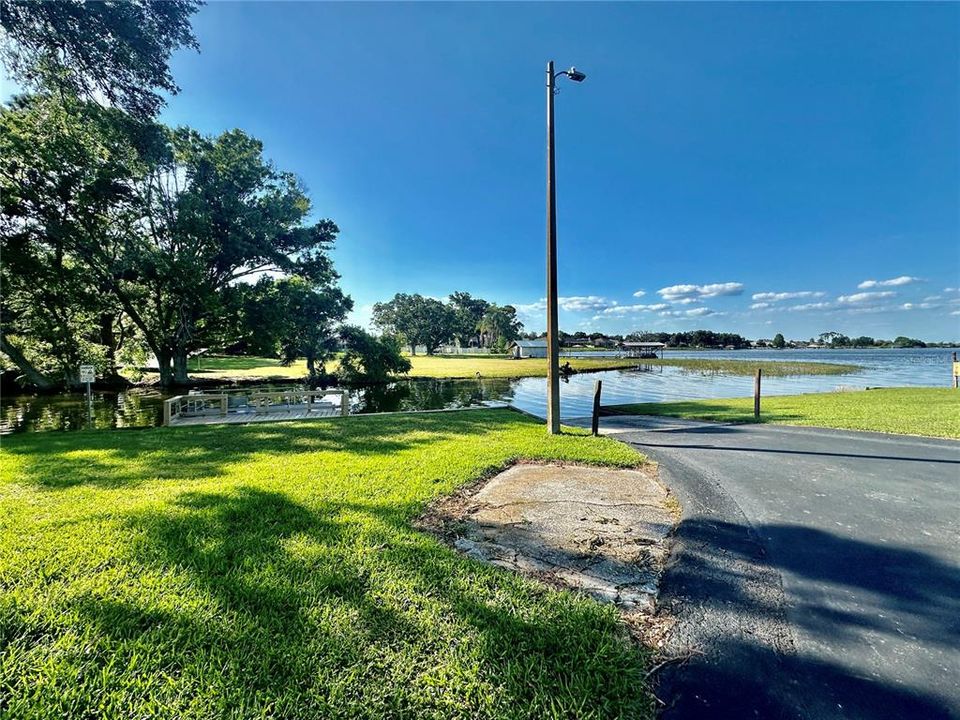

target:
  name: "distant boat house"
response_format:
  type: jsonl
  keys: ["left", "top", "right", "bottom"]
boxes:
{"left": 509, "top": 339, "right": 548, "bottom": 359}
{"left": 619, "top": 341, "right": 666, "bottom": 359}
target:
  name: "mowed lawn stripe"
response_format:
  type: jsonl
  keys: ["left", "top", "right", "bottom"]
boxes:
{"left": 184, "top": 352, "right": 858, "bottom": 381}
{"left": 0, "top": 409, "right": 653, "bottom": 719}
{"left": 604, "top": 387, "right": 960, "bottom": 439}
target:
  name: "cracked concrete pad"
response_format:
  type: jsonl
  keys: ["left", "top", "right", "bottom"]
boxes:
{"left": 424, "top": 463, "right": 677, "bottom": 612}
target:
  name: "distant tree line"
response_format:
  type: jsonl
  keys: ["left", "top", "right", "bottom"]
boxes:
{"left": 756, "top": 332, "right": 937, "bottom": 349}
{"left": 629, "top": 330, "right": 752, "bottom": 349}
{"left": 371, "top": 292, "right": 523, "bottom": 355}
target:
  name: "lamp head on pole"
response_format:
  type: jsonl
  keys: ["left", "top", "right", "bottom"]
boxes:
{"left": 565, "top": 67, "right": 587, "bottom": 82}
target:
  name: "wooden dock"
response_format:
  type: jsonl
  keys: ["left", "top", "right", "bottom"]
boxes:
{"left": 164, "top": 390, "right": 348, "bottom": 427}
{"left": 168, "top": 406, "right": 341, "bottom": 427}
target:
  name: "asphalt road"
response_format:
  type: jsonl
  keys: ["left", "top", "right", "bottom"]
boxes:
{"left": 596, "top": 416, "right": 960, "bottom": 720}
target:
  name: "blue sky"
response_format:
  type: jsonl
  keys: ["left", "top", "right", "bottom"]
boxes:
{"left": 11, "top": 2, "right": 960, "bottom": 340}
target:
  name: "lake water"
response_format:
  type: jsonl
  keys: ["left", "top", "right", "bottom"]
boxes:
{"left": 2, "top": 348, "right": 956, "bottom": 434}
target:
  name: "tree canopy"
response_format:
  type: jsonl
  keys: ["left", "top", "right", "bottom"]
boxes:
{"left": 1, "top": 0, "right": 202, "bottom": 118}
{"left": 0, "top": 94, "right": 348, "bottom": 387}
{"left": 372, "top": 294, "right": 457, "bottom": 355}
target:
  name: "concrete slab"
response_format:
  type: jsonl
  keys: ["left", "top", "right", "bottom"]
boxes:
{"left": 420, "top": 463, "right": 677, "bottom": 613}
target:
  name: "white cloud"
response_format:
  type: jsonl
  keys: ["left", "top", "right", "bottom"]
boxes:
{"left": 601, "top": 303, "right": 669, "bottom": 316}
{"left": 657, "top": 282, "right": 744, "bottom": 301}
{"left": 558, "top": 295, "right": 614, "bottom": 312}
{"left": 515, "top": 296, "right": 619, "bottom": 315}
{"left": 514, "top": 299, "right": 547, "bottom": 316}
{"left": 838, "top": 291, "right": 896, "bottom": 304}
{"left": 787, "top": 302, "right": 834, "bottom": 312}
{"left": 945, "top": 288, "right": 960, "bottom": 294}
{"left": 857, "top": 276, "right": 920, "bottom": 289}
{"left": 672, "top": 297, "right": 701, "bottom": 305}
{"left": 749, "top": 302, "right": 771, "bottom": 310}
{"left": 846, "top": 304, "right": 901, "bottom": 315}
{"left": 902, "top": 302, "right": 941, "bottom": 311}
{"left": 632, "top": 289, "right": 646, "bottom": 298}
{"left": 658, "top": 307, "right": 719, "bottom": 319}
{"left": 951, "top": 310, "right": 960, "bottom": 316}
{"left": 751, "top": 291, "right": 825, "bottom": 302}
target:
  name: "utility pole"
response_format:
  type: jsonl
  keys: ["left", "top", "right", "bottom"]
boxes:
{"left": 544, "top": 61, "right": 586, "bottom": 435}
{"left": 546, "top": 60, "right": 560, "bottom": 434}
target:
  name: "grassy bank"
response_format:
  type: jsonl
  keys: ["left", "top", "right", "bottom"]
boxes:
{"left": 402, "top": 355, "right": 644, "bottom": 378}
{"left": 395, "top": 355, "right": 857, "bottom": 379}
{"left": 0, "top": 410, "right": 655, "bottom": 719}
{"left": 604, "top": 387, "right": 959, "bottom": 439}
{"left": 188, "top": 354, "right": 309, "bottom": 379}
{"left": 182, "top": 353, "right": 858, "bottom": 382}
{"left": 653, "top": 357, "right": 855, "bottom": 376}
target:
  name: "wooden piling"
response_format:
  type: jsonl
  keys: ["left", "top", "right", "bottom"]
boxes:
{"left": 953, "top": 352, "right": 958, "bottom": 390}
{"left": 754, "top": 368, "right": 762, "bottom": 419}
{"left": 591, "top": 380, "right": 602, "bottom": 436}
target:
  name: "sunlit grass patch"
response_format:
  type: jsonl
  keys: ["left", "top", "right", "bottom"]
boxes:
{"left": 0, "top": 409, "right": 655, "bottom": 719}
{"left": 400, "top": 355, "right": 858, "bottom": 379}
{"left": 605, "top": 387, "right": 959, "bottom": 439}
{"left": 144, "top": 352, "right": 859, "bottom": 383}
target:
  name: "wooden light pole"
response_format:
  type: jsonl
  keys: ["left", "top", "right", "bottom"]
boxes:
{"left": 545, "top": 61, "right": 586, "bottom": 434}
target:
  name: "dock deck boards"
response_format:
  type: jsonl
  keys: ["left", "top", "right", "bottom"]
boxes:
{"left": 168, "top": 407, "right": 340, "bottom": 427}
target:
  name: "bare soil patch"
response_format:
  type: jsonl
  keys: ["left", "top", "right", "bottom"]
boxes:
{"left": 418, "top": 462, "right": 679, "bottom": 615}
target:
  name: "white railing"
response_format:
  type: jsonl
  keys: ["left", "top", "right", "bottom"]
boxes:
{"left": 163, "top": 389, "right": 349, "bottom": 426}
{"left": 163, "top": 393, "right": 228, "bottom": 425}
{"left": 248, "top": 390, "right": 348, "bottom": 416}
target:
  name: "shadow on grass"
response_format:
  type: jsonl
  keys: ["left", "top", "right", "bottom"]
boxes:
{"left": 602, "top": 399, "right": 806, "bottom": 425}
{"left": 53, "top": 485, "right": 651, "bottom": 717}
{"left": 3, "top": 411, "right": 510, "bottom": 490}
{"left": 192, "top": 356, "right": 288, "bottom": 371}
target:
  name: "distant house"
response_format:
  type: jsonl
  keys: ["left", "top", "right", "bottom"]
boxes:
{"left": 509, "top": 339, "right": 548, "bottom": 359}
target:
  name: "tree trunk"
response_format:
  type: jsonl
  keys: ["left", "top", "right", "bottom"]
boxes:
{"left": 173, "top": 350, "right": 190, "bottom": 385}
{"left": 156, "top": 350, "right": 174, "bottom": 388}
{"left": 0, "top": 331, "right": 57, "bottom": 390}
{"left": 306, "top": 353, "right": 317, "bottom": 380}
{"left": 99, "top": 313, "right": 118, "bottom": 376}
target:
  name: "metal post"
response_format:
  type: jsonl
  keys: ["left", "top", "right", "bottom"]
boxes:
{"left": 86, "top": 381, "right": 93, "bottom": 427}
{"left": 546, "top": 60, "right": 561, "bottom": 435}
{"left": 953, "top": 352, "right": 958, "bottom": 389}
{"left": 754, "top": 368, "right": 762, "bottom": 419}
{"left": 591, "top": 380, "right": 602, "bottom": 436}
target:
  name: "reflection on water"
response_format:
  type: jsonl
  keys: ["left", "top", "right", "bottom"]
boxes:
{"left": 2, "top": 388, "right": 166, "bottom": 434}
{"left": 514, "top": 347, "right": 959, "bottom": 419}
{"left": 2, "top": 348, "right": 955, "bottom": 434}
{"left": 353, "top": 377, "right": 515, "bottom": 415}
{"left": 0, "top": 378, "right": 517, "bottom": 435}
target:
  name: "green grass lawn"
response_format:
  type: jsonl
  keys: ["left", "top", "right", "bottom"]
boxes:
{"left": 0, "top": 409, "right": 656, "bottom": 719}
{"left": 188, "top": 354, "right": 310, "bottom": 379}
{"left": 604, "top": 387, "right": 960, "bottom": 439}
{"left": 398, "top": 355, "right": 857, "bottom": 379}
{"left": 402, "top": 355, "right": 647, "bottom": 378}
{"left": 652, "top": 357, "right": 855, "bottom": 376}
{"left": 180, "top": 353, "right": 858, "bottom": 382}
